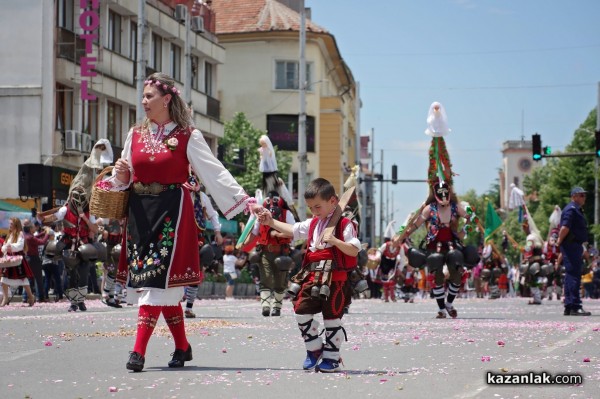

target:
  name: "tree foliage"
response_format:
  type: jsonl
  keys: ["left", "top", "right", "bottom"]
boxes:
{"left": 454, "top": 108, "right": 598, "bottom": 265}
{"left": 219, "top": 112, "right": 292, "bottom": 225}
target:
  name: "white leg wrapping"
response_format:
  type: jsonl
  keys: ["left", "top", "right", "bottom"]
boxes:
{"left": 532, "top": 286, "right": 542, "bottom": 303}
{"left": 103, "top": 274, "right": 115, "bottom": 297}
{"left": 76, "top": 286, "right": 87, "bottom": 303}
{"left": 296, "top": 314, "right": 322, "bottom": 351}
{"left": 260, "top": 289, "right": 272, "bottom": 309}
{"left": 186, "top": 285, "right": 199, "bottom": 305}
{"left": 272, "top": 291, "right": 284, "bottom": 310}
{"left": 323, "top": 318, "right": 347, "bottom": 361}
{"left": 65, "top": 288, "right": 78, "bottom": 305}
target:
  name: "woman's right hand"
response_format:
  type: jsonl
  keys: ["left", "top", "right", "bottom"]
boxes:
{"left": 114, "top": 158, "right": 131, "bottom": 184}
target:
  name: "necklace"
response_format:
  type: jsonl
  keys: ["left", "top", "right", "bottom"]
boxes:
{"left": 139, "top": 121, "right": 174, "bottom": 161}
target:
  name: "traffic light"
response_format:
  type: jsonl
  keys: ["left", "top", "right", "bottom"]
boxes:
{"left": 595, "top": 130, "right": 600, "bottom": 157}
{"left": 532, "top": 133, "right": 542, "bottom": 161}
{"left": 391, "top": 164, "right": 398, "bottom": 184}
{"left": 543, "top": 146, "right": 552, "bottom": 155}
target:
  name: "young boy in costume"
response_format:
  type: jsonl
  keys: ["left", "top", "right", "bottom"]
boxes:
{"left": 258, "top": 178, "right": 361, "bottom": 373}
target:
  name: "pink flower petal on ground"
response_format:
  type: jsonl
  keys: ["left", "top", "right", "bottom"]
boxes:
{"left": 413, "top": 336, "right": 419, "bottom": 340}
{"left": 481, "top": 356, "right": 491, "bottom": 362}
{"left": 44, "top": 341, "right": 53, "bottom": 346}
{"left": 109, "top": 386, "right": 118, "bottom": 392}
{"left": 380, "top": 379, "right": 388, "bottom": 383}
{"left": 497, "top": 340, "right": 505, "bottom": 346}
{"left": 222, "top": 348, "right": 227, "bottom": 353}
{"left": 583, "top": 358, "right": 591, "bottom": 362}
{"left": 352, "top": 344, "right": 360, "bottom": 350}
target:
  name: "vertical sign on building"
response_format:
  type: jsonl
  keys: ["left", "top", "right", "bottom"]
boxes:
{"left": 79, "top": 0, "right": 99, "bottom": 100}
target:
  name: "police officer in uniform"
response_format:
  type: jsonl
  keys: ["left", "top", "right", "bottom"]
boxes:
{"left": 557, "top": 187, "right": 591, "bottom": 316}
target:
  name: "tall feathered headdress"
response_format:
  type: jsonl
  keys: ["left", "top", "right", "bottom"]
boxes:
{"left": 426, "top": 102, "right": 454, "bottom": 188}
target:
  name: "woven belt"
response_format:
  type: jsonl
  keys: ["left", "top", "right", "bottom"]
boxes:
{"left": 132, "top": 182, "right": 181, "bottom": 195}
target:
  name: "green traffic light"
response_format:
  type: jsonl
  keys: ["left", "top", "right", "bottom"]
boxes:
{"left": 543, "top": 146, "right": 552, "bottom": 155}
{"left": 533, "top": 154, "right": 542, "bottom": 160}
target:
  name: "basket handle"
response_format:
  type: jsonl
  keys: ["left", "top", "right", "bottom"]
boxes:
{"left": 95, "top": 166, "right": 115, "bottom": 184}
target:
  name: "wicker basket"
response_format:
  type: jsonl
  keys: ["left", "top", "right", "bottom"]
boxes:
{"left": 90, "top": 166, "right": 129, "bottom": 219}
{"left": 0, "top": 255, "right": 23, "bottom": 268}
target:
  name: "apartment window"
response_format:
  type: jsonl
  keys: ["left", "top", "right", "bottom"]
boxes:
{"left": 55, "top": 83, "right": 74, "bottom": 131}
{"left": 107, "top": 10, "right": 122, "bottom": 53}
{"left": 275, "top": 61, "right": 312, "bottom": 90}
{"left": 205, "top": 62, "right": 214, "bottom": 96}
{"left": 191, "top": 55, "right": 199, "bottom": 90}
{"left": 128, "top": 107, "right": 137, "bottom": 129}
{"left": 130, "top": 21, "right": 137, "bottom": 60}
{"left": 266, "top": 114, "right": 315, "bottom": 152}
{"left": 57, "top": 0, "right": 75, "bottom": 31}
{"left": 106, "top": 101, "right": 123, "bottom": 146}
{"left": 82, "top": 100, "right": 98, "bottom": 141}
{"left": 170, "top": 44, "right": 181, "bottom": 81}
{"left": 150, "top": 33, "right": 162, "bottom": 70}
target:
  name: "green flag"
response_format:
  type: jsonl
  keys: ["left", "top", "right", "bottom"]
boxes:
{"left": 484, "top": 202, "right": 503, "bottom": 242}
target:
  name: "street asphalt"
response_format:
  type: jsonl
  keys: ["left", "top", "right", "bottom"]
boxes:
{"left": 0, "top": 295, "right": 599, "bottom": 399}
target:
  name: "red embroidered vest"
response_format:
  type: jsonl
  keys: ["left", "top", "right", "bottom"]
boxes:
{"left": 301, "top": 216, "right": 357, "bottom": 271}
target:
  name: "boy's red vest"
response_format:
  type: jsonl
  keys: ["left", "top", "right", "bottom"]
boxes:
{"left": 301, "top": 217, "right": 357, "bottom": 282}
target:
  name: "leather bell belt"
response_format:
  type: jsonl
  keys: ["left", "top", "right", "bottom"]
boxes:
{"left": 132, "top": 182, "right": 181, "bottom": 195}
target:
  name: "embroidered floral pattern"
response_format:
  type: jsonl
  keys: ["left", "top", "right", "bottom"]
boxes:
{"left": 128, "top": 216, "right": 175, "bottom": 283}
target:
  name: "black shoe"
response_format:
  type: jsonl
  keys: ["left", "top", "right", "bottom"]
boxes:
{"left": 105, "top": 299, "right": 122, "bottom": 309}
{"left": 563, "top": 308, "right": 571, "bottom": 316}
{"left": 68, "top": 304, "right": 78, "bottom": 312}
{"left": 168, "top": 344, "right": 193, "bottom": 368}
{"left": 78, "top": 302, "right": 87, "bottom": 311}
{"left": 271, "top": 308, "right": 281, "bottom": 317}
{"left": 570, "top": 308, "right": 591, "bottom": 316}
{"left": 126, "top": 351, "right": 145, "bottom": 372}
{"left": 262, "top": 307, "right": 271, "bottom": 317}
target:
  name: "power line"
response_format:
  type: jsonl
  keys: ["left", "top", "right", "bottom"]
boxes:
{"left": 367, "top": 82, "right": 595, "bottom": 91}
{"left": 346, "top": 44, "right": 600, "bottom": 57}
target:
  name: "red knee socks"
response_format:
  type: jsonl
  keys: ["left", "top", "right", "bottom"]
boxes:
{"left": 133, "top": 305, "right": 161, "bottom": 356}
{"left": 162, "top": 304, "right": 189, "bottom": 350}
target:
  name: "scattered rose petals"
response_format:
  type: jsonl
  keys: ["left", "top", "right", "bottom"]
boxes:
{"left": 497, "top": 340, "right": 505, "bottom": 346}
{"left": 222, "top": 348, "right": 227, "bottom": 353}
{"left": 109, "top": 386, "right": 118, "bottom": 392}
{"left": 583, "top": 358, "right": 591, "bottom": 362}
{"left": 44, "top": 341, "right": 53, "bottom": 346}
{"left": 481, "top": 356, "right": 491, "bottom": 362}
{"left": 352, "top": 344, "right": 360, "bottom": 350}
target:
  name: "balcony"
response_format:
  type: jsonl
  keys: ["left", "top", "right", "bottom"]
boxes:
{"left": 207, "top": 95, "right": 220, "bottom": 120}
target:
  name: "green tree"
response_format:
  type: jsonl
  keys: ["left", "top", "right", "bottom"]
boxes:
{"left": 218, "top": 112, "right": 292, "bottom": 225}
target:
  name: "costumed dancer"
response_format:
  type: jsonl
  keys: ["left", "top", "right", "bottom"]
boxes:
{"left": 397, "top": 102, "right": 479, "bottom": 319}
{"left": 101, "top": 219, "right": 124, "bottom": 308}
{"left": 543, "top": 229, "right": 562, "bottom": 301}
{"left": 183, "top": 170, "right": 222, "bottom": 318}
{"left": 521, "top": 216, "right": 546, "bottom": 305}
{"left": 374, "top": 238, "right": 400, "bottom": 303}
{"left": 258, "top": 178, "right": 361, "bottom": 373}
{"left": 38, "top": 140, "right": 112, "bottom": 311}
{"left": 0, "top": 217, "right": 36, "bottom": 307}
{"left": 258, "top": 135, "right": 299, "bottom": 221}
{"left": 111, "top": 72, "right": 258, "bottom": 372}
{"left": 249, "top": 191, "right": 295, "bottom": 317}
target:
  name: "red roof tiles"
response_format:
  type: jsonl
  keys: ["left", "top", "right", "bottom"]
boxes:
{"left": 210, "top": 0, "right": 327, "bottom": 34}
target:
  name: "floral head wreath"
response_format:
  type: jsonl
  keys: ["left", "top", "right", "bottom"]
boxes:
{"left": 144, "top": 79, "right": 181, "bottom": 96}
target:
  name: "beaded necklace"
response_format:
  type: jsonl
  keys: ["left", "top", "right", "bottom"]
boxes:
{"left": 139, "top": 120, "right": 175, "bottom": 161}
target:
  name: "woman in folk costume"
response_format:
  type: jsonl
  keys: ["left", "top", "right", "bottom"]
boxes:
{"left": 38, "top": 140, "right": 111, "bottom": 312}
{"left": 112, "top": 72, "right": 258, "bottom": 372}
{"left": 0, "top": 217, "right": 35, "bottom": 306}
{"left": 374, "top": 221, "right": 401, "bottom": 302}
{"left": 398, "top": 102, "right": 478, "bottom": 318}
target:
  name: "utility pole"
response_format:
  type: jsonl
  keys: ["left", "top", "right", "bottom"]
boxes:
{"left": 184, "top": 5, "right": 192, "bottom": 105}
{"left": 596, "top": 81, "right": 600, "bottom": 246}
{"left": 370, "top": 128, "right": 375, "bottom": 245}
{"left": 379, "top": 149, "right": 384, "bottom": 245}
{"left": 355, "top": 82, "right": 364, "bottom": 242}
{"left": 136, "top": 0, "right": 146, "bottom": 121}
{"left": 297, "top": 0, "right": 307, "bottom": 220}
